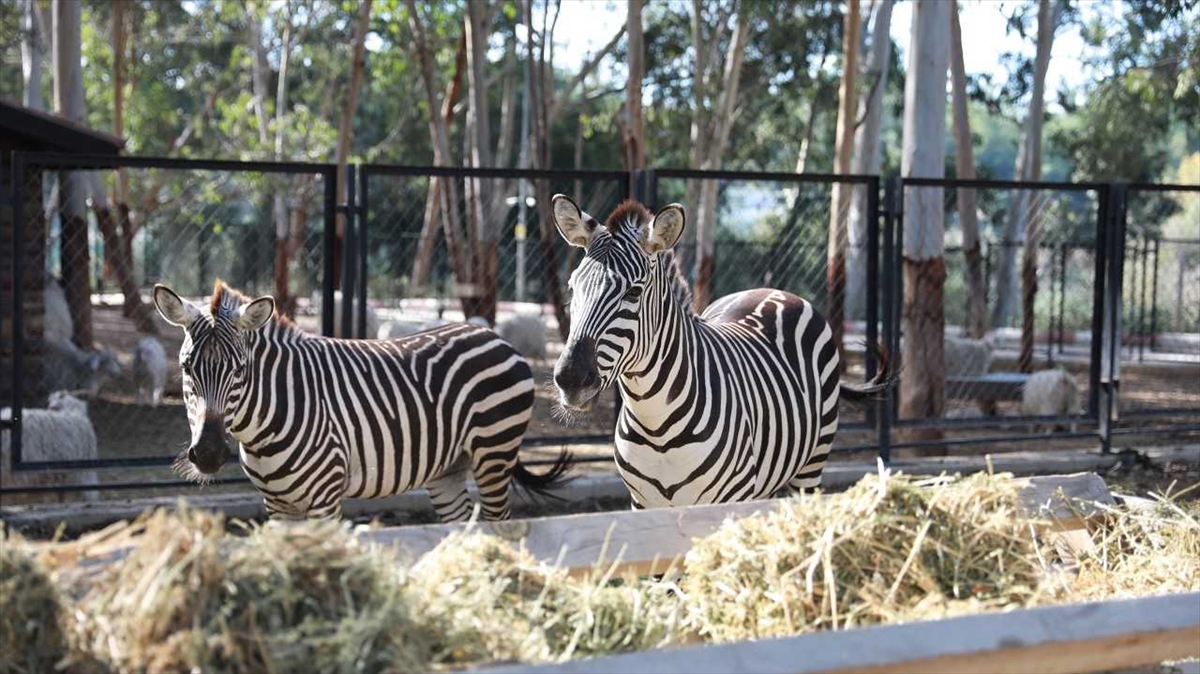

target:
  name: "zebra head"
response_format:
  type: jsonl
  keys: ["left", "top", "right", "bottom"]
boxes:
{"left": 549, "top": 194, "right": 686, "bottom": 412}
{"left": 152, "top": 282, "right": 275, "bottom": 479}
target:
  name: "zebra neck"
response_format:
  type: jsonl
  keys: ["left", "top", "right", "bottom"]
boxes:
{"left": 618, "top": 271, "right": 700, "bottom": 412}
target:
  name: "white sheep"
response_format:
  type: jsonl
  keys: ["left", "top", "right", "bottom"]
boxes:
{"left": 466, "top": 316, "right": 491, "bottom": 328}
{"left": 496, "top": 313, "right": 548, "bottom": 361}
{"left": 1, "top": 391, "right": 99, "bottom": 505}
{"left": 132, "top": 336, "right": 168, "bottom": 406}
{"left": 377, "top": 319, "right": 425, "bottom": 340}
{"left": 1021, "top": 368, "right": 1082, "bottom": 432}
{"left": 43, "top": 337, "right": 122, "bottom": 397}
{"left": 944, "top": 335, "right": 993, "bottom": 377}
{"left": 44, "top": 275, "right": 73, "bottom": 343}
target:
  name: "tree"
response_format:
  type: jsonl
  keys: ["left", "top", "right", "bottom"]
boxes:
{"left": 826, "top": 0, "right": 860, "bottom": 361}
{"left": 691, "top": 2, "right": 752, "bottom": 311}
{"left": 21, "top": 0, "right": 46, "bottom": 110}
{"left": 992, "top": 0, "right": 1063, "bottom": 336}
{"left": 624, "top": 0, "right": 646, "bottom": 172}
{"left": 462, "top": 0, "right": 497, "bottom": 322}
{"left": 333, "top": 0, "right": 373, "bottom": 298}
{"left": 845, "top": 0, "right": 894, "bottom": 321}
{"left": 899, "top": 0, "right": 950, "bottom": 436}
{"left": 54, "top": 0, "right": 92, "bottom": 349}
{"left": 949, "top": 0, "right": 987, "bottom": 339}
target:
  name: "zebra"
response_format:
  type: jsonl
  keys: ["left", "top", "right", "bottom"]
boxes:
{"left": 549, "top": 195, "right": 895, "bottom": 508}
{"left": 151, "top": 281, "right": 570, "bottom": 521}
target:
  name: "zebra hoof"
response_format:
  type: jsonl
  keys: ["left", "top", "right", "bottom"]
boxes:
{"left": 487, "top": 520, "right": 530, "bottom": 542}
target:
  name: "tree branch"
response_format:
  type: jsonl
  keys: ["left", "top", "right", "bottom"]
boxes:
{"left": 550, "top": 24, "right": 625, "bottom": 122}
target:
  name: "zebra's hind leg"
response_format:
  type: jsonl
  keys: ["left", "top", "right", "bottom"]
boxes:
{"left": 787, "top": 452, "right": 830, "bottom": 496}
{"left": 469, "top": 435, "right": 523, "bottom": 522}
{"left": 426, "top": 459, "right": 474, "bottom": 524}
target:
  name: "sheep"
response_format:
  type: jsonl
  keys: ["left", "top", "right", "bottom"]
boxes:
{"left": 1021, "top": 368, "right": 1082, "bottom": 433}
{"left": 1, "top": 391, "right": 99, "bottom": 505}
{"left": 44, "top": 275, "right": 73, "bottom": 343}
{"left": 132, "top": 336, "right": 168, "bottom": 406}
{"left": 943, "top": 335, "right": 993, "bottom": 377}
{"left": 43, "top": 337, "right": 122, "bottom": 397}
{"left": 496, "top": 313, "right": 548, "bottom": 361}
{"left": 377, "top": 319, "right": 425, "bottom": 340}
{"left": 328, "top": 291, "right": 380, "bottom": 339}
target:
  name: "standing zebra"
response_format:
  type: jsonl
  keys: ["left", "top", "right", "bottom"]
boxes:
{"left": 550, "top": 195, "right": 894, "bottom": 508}
{"left": 152, "top": 281, "right": 568, "bottom": 521}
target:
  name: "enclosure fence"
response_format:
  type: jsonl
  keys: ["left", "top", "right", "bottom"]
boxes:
{"left": 2, "top": 152, "right": 1197, "bottom": 499}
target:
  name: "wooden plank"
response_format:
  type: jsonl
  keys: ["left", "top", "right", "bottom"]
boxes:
{"left": 365, "top": 473, "right": 1114, "bottom": 577}
{"left": 473, "top": 592, "right": 1200, "bottom": 674}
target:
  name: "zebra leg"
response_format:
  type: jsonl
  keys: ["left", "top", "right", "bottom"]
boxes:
{"left": 469, "top": 436, "right": 524, "bottom": 522}
{"left": 426, "top": 459, "right": 474, "bottom": 524}
{"left": 787, "top": 451, "right": 830, "bottom": 496}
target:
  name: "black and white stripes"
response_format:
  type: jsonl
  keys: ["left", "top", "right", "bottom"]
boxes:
{"left": 551, "top": 196, "right": 894, "bottom": 508}
{"left": 154, "top": 281, "right": 567, "bottom": 521}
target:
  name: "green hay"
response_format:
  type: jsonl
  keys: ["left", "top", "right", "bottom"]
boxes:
{"left": 1, "top": 532, "right": 68, "bottom": 674}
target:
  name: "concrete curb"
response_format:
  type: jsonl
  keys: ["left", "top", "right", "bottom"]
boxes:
{"left": 3, "top": 445, "right": 1196, "bottom": 534}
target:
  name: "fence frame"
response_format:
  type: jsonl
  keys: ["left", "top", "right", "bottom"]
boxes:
{"left": 3, "top": 152, "right": 1198, "bottom": 498}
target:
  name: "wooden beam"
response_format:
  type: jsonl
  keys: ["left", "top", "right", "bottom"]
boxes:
{"left": 364, "top": 473, "right": 1114, "bottom": 577}
{"left": 472, "top": 592, "right": 1200, "bottom": 674}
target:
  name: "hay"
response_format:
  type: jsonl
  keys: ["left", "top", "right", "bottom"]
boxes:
{"left": 1, "top": 532, "right": 69, "bottom": 674}
{"left": 71, "top": 506, "right": 432, "bottom": 674}
{"left": 1071, "top": 483, "right": 1200, "bottom": 601}
{"left": 681, "top": 470, "right": 1048, "bottom": 642}
{"left": 407, "top": 530, "right": 686, "bottom": 666}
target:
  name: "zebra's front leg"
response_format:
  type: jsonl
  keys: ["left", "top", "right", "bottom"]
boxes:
{"left": 425, "top": 459, "right": 474, "bottom": 523}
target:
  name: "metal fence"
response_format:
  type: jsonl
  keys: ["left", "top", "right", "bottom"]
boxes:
{"left": 2, "top": 153, "right": 1198, "bottom": 502}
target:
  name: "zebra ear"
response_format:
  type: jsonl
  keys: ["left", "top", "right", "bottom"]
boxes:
{"left": 642, "top": 203, "right": 686, "bottom": 255}
{"left": 551, "top": 193, "right": 599, "bottom": 248}
{"left": 153, "top": 284, "right": 201, "bottom": 328}
{"left": 236, "top": 296, "right": 276, "bottom": 332}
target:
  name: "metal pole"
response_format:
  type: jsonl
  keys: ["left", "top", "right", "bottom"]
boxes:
{"left": 321, "top": 169, "right": 337, "bottom": 337}
{"left": 865, "top": 177, "right": 880, "bottom": 430}
{"left": 1149, "top": 237, "right": 1160, "bottom": 352}
{"left": 1138, "top": 237, "right": 1149, "bottom": 362}
{"left": 891, "top": 178, "right": 904, "bottom": 422}
{"left": 1087, "top": 185, "right": 1108, "bottom": 421}
{"left": 10, "top": 154, "right": 26, "bottom": 468}
{"left": 1057, "top": 243, "right": 1067, "bottom": 354}
{"left": 340, "top": 165, "right": 356, "bottom": 339}
{"left": 515, "top": 53, "right": 532, "bottom": 304}
{"left": 878, "top": 177, "right": 898, "bottom": 465}
{"left": 357, "top": 165, "right": 369, "bottom": 339}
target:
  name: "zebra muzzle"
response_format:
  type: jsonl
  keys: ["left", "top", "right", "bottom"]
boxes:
{"left": 188, "top": 418, "right": 232, "bottom": 474}
{"left": 554, "top": 337, "right": 602, "bottom": 411}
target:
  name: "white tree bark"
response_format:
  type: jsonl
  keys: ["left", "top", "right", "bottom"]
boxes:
{"left": 899, "top": 0, "right": 950, "bottom": 429}
{"left": 463, "top": 0, "right": 496, "bottom": 320}
{"left": 54, "top": 0, "right": 92, "bottom": 347}
{"left": 844, "top": 0, "right": 894, "bottom": 320}
{"left": 949, "top": 0, "right": 988, "bottom": 339}
{"left": 21, "top": 0, "right": 46, "bottom": 110}
{"left": 826, "top": 0, "right": 861, "bottom": 355}
{"left": 624, "top": 0, "right": 646, "bottom": 171}
{"left": 692, "top": 5, "right": 751, "bottom": 311}
{"left": 992, "top": 0, "right": 1063, "bottom": 328}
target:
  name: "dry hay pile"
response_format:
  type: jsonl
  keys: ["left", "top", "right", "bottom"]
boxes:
{"left": 3, "top": 471, "right": 1197, "bottom": 672}
{"left": 681, "top": 471, "right": 1047, "bottom": 642}
{"left": 409, "top": 531, "right": 683, "bottom": 666}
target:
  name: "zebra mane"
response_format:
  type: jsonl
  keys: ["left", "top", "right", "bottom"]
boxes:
{"left": 659, "top": 249, "right": 695, "bottom": 314}
{"left": 209, "top": 279, "right": 295, "bottom": 328}
{"left": 604, "top": 200, "right": 651, "bottom": 233}
{"left": 599, "top": 200, "right": 695, "bottom": 315}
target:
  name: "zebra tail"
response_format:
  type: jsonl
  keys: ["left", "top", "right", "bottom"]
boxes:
{"left": 840, "top": 340, "right": 900, "bottom": 403}
{"left": 512, "top": 447, "right": 575, "bottom": 504}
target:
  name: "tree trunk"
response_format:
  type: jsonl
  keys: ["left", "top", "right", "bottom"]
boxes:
{"left": 333, "top": 0, "right": 373, "bottom": 293}
{"left": 525, "top": 0, "right": 570, "bottom": 340}
{"left": 463, "top": 0, "right": 496, "bottom": 323}
{"left": 899, "top": 0, "right": 950, "bottom": 444}
{"left": 992, "top": 0, "right": 1062, "bottom": 329}
{"left": 22, "top": 0, "right": 46, "bottom": 110}
{"left": 949, "top": 1, "right": 988, "bottom": 340}
{"left": 826, "top": 0, "right": 861, "bottom": 363}
{"left": 845, "top": 0, "right": 893, "bottom": 320}
{"left": 692, "top": 5, "right": 751, "bottom": 312}
{"left": 54, "top": 0, "right": 92, "bottom": 349}
{"left": 624, "top": 0, "right": 646, "bottom": 173}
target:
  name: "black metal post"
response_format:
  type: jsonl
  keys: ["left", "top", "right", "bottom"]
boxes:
{"left": 1149, "top": 237, "right": 1160, "bottom": 352}
{"left": 1087, "top": 185, "right": 1108, "bottom": 420}
{"left": 1057, "top": 243, "right": 1067, "bottom": 354}
{"left": 1099, "top": 183, "right": 1128, "bottom": 453}
{"left": 340, "top": 165, "right": 357, "bottom": 339}
{"left": 878, "top": 177, "right": 898, "bottom": 465}
{"left": 357, "top": 166, "right": 369, "bottom": 339}
{"left": 1046, "top": 245, "right": 1056, "bottom": 366}
{"left": 865, "top": 177, "right": 880, "bottom": 429}
{"left": 891, "top": 179, "right": 904, "bottom": 422}
{"left": 321, "top": 169, "right": 337, "bottom": 337}
{"left": 10, "top": 154, "right": 25, "bottom": 468}
{"left": 1138, "top": 237, "right": 1149, "bottom": 362}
